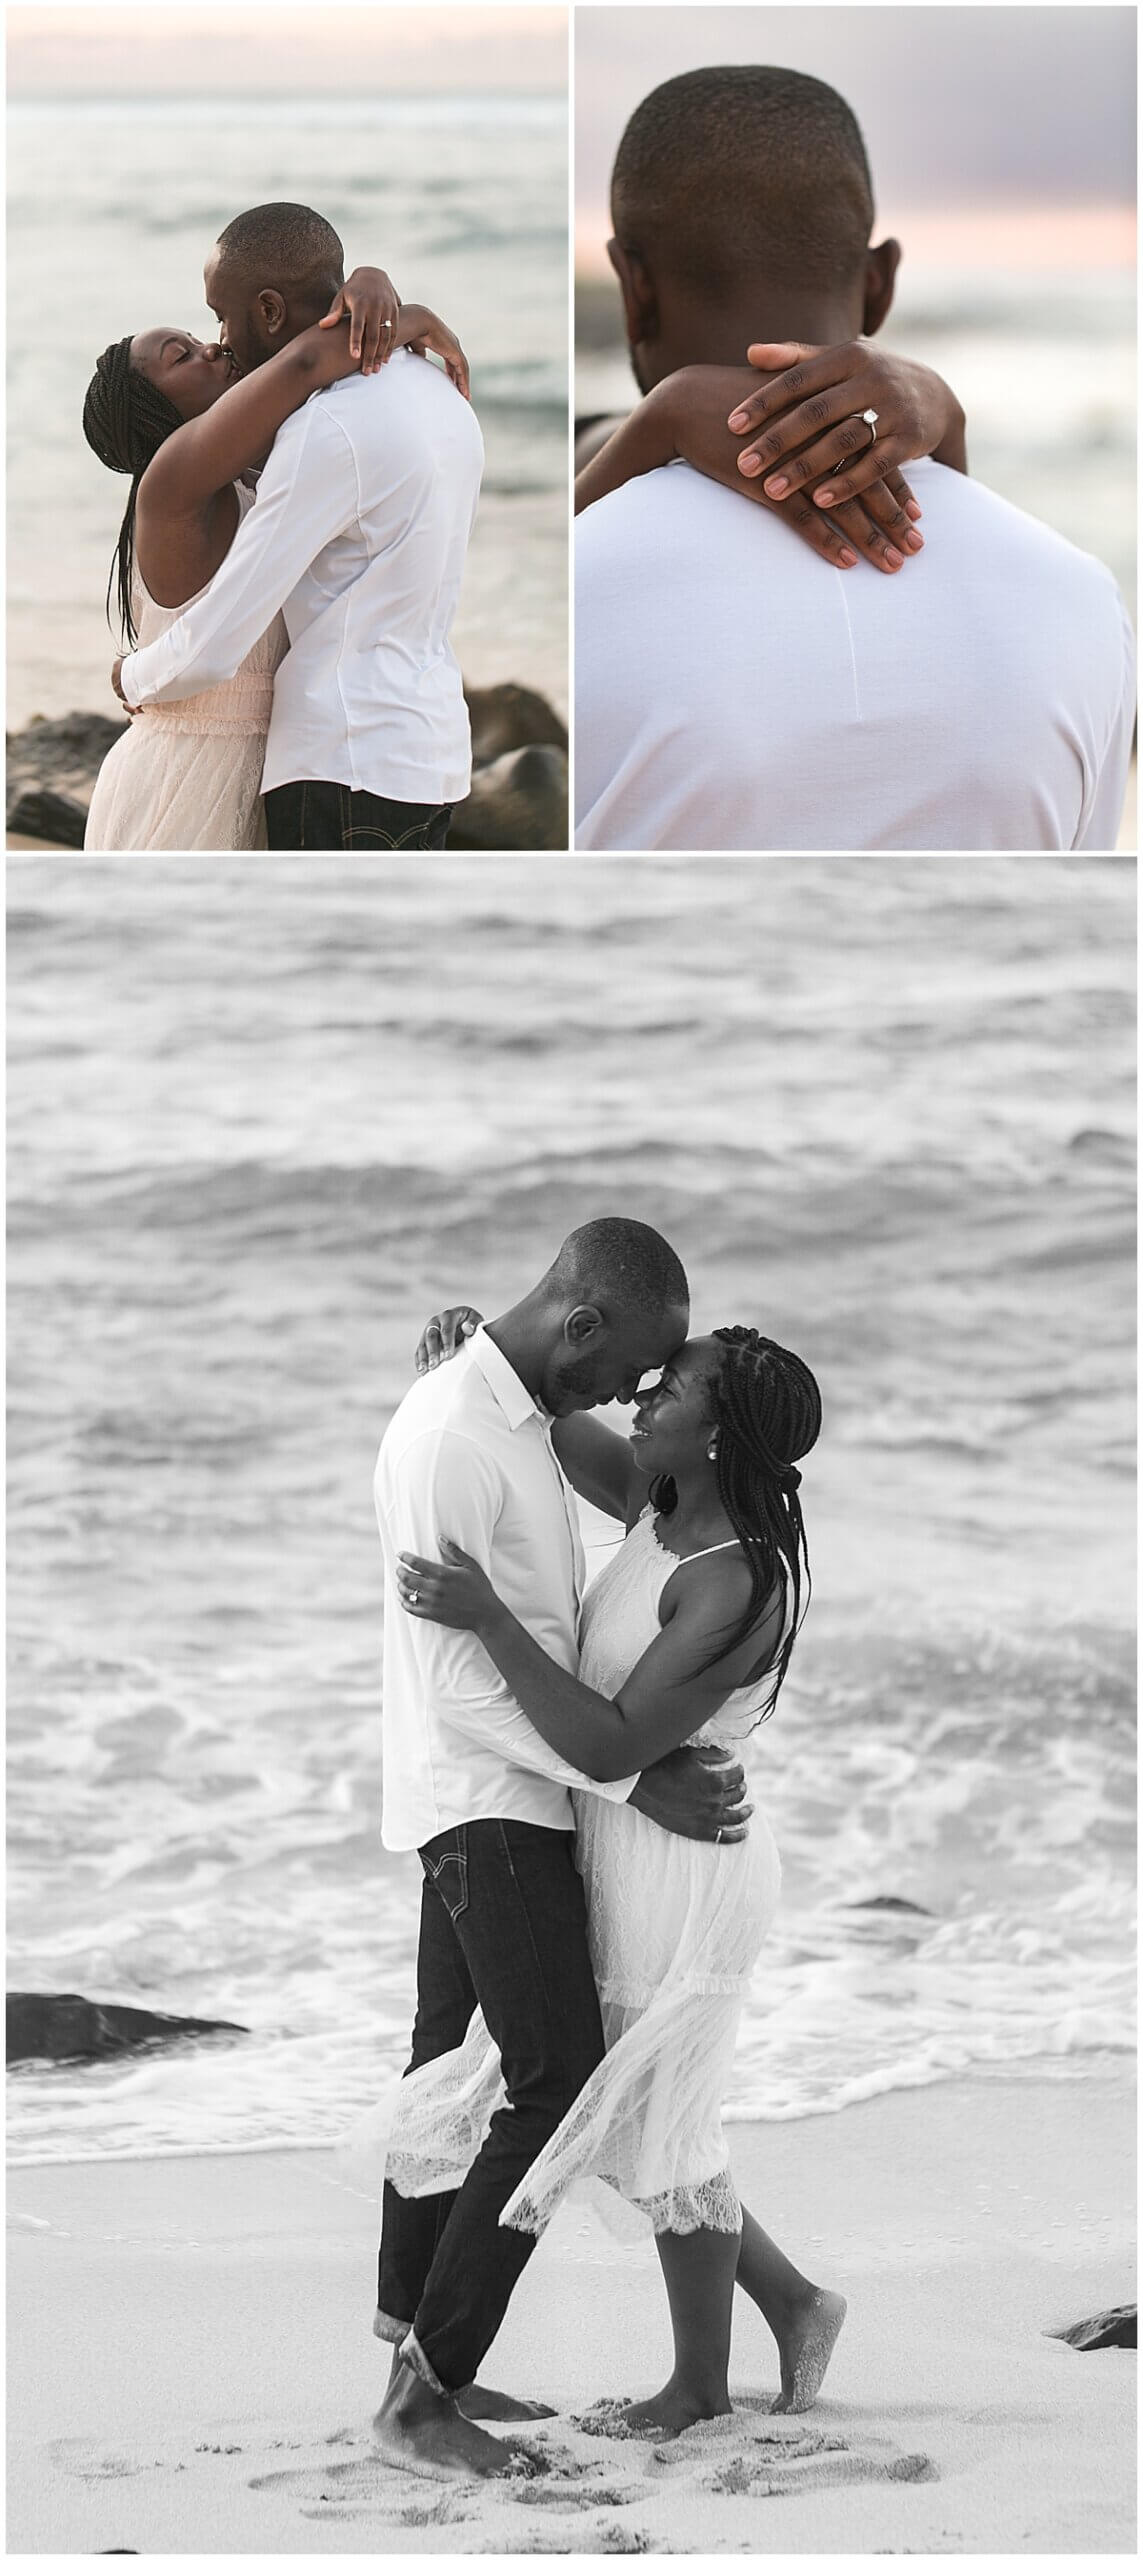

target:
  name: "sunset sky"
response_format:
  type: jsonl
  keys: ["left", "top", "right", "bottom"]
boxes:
{"left": 576, "top": 4, "right": 1136, "bottom": 270}
{"left": 6, "top": 3, "right": 567, "bottom": 97}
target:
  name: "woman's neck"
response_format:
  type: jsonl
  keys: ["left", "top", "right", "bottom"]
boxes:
{"left": 655, "top": 1466, "right": 733, "bottom": 1553}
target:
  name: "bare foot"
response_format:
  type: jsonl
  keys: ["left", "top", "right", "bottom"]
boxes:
{"left": 372, "top": 2360, "right": 532, "bottom": 2478}
{"left": 769, "top": 2287, "right": 847, "bottom": 2414}
{"left": 456, "top": 2383, "right": 556, "bottom": 2422}
{"left": 621, "top": 2380, "right": 732, "bottom": 2436}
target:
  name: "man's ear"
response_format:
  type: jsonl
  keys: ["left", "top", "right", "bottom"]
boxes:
{"left": 564, "top": 1303, "right": 605, "bottom": 1348}
{"left": 257, "top": 287, "right": 288, "bottom": 341}
{"left": 861, "top": 238, "right": 901, "bottom": 339}
{"left": 607, "top": 237, "right": 658, "bottom": 352}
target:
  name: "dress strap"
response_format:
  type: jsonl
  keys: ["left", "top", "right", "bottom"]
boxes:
{"left": 670, "top": 1538, "right": 744, "bottom": 1565}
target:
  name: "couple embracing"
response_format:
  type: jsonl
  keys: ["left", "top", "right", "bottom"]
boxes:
{"left": 371, "top": 1218, "right": 845, "bottom": 2478}
{"left": 83, "top": 200, "right": 481, "bottom": 851}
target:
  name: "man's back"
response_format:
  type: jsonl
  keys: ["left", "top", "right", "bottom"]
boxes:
{"left": 575, "top": 458, "right": 1135, "bottom": 851}
{"left": 265, "top": 350, "right": 485, "bottom": 802}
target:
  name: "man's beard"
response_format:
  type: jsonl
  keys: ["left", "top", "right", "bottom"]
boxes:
{"left": 549, "top": 1349, "right": 604, "bottom": 1410}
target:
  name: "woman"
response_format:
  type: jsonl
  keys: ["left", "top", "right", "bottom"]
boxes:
{"left": 575, "top": 336, "right": 968, "bottom": 577}
{"left": 82, "top": 276, "right": 468, "bottom": 851}
{"left": 390, "top": 1314, "right": 845, "bottom": 2434}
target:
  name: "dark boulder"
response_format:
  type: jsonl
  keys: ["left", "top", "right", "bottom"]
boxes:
{"left": 451, "top": 743, "right": 568, "bottom": 850}
{"left": 465, "top": 682, "right": 568, "bottom": 765}
{"left": 7, "top": 786, "right": 88, "bottom": 848}
{"left": 7, "top": 1991, "right": 247, "bottom": 2065}
{"left": 1051, "top": 2306, "right": 1136, "bottom": 2351}
{"left": 848, "top": 1896, "right": 935, "bottom": 1917}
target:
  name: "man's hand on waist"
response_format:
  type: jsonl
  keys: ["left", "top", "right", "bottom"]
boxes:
{"left": 629, "top": 1742, "right": 752, "bottom": 1844}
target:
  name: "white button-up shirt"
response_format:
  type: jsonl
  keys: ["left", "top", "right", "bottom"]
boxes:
{"left": 374, "top": 1327, "right": 636, "bottom": 1853}
{"left": 120, "top": 351, "right": 484, "bottom": 804}
{"left": 576, "top": 456, "right": 1136, "bottom": 851}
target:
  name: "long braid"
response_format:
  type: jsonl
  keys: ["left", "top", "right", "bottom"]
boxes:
{"left": 704, "top": 1325, "right": 823, "bottom": 1716}
{"left": 82, "top": 337, "right": 186, "bottom": 646}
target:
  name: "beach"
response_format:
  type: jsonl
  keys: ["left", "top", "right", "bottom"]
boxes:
{"left": 8, "top": 95, "right": 569, "bottom": 733}
{"left": 7, "top": 2075, "right": 1134, "bottom": 2556}
{"left": 8, "top": 857, "right": 1135, "bottom": 2557}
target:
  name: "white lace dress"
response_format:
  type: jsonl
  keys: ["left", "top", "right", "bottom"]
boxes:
{"left": 382, "top": 1511, "right": 782, "bottom": 2239}
{"left": 84, "top": 483, "right": 287, "bottom": 852}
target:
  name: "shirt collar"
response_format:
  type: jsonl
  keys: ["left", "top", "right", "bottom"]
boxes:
{"left": 466, "top": 1323, "right": 545, "bottom": 1432}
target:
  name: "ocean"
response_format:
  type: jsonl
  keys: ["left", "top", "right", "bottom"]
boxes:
{"left": 6, "top": 855, "right": 1136, "bottom": 2165}
{"left": 7, "top": 96, "right": 568, "bottom": 729}
{"left": 576, "top": 268, "right": 1137, "bottom": 628}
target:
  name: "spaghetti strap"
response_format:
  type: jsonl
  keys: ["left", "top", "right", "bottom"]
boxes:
{"left": 674, "top": 1538, "right": 743, "bottom": 1565}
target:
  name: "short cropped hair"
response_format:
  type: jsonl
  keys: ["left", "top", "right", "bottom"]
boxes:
{"left": 214, "top": 201, "right": 344, "bottom": 297}
{"left": 611, "top": 66, "right": 875, "bottom": 299}
{"left": 550, "top": 1219, "right": 689, "bottom": 1317}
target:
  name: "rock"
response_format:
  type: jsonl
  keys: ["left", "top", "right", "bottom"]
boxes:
{"left": 1051, "top": 2305, "right": 1136, "bottom": 2351}
{"left": 6, "top": 711, "right": 129, "bottom": 844}
{"left": 465, "top": 681, "right": 567, "bottom": 765}
{"left": 6, "top": 786, "right": 88, "bottom": 848}
{"left": 848, "top": 1896, "right": 935, "bottom": 1917}
{"left": 7, "top": 1991, "right": 247, "bottom": 2065}
{"left": 451, "top": 743, "right": 568, "bottom": 850}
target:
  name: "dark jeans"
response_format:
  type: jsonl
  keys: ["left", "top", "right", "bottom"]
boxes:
{"left": 263, "top": 781, "right": 452, "bottom": 851}
{"left": 377, "top": 1819, "right": 605, "bottom": 2393}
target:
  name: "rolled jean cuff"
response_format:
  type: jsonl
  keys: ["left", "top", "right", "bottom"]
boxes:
{"left": 400, "top": 2328, "right": 450, "bottom": 2396}
{"left": 372, "top": 2308, "right": 411, "bottom": 2346}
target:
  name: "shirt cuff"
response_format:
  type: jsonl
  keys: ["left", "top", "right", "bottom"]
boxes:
{"left": 119, "top": 652, "right": 143, "bottom": 710}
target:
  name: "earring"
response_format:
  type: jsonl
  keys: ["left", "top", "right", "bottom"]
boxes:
{"left": 707, "top": 1442, "right": 718, "bottom": 1462}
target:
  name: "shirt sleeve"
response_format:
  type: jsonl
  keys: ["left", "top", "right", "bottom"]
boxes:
{"left": 1075, "top": 594, "right": 1137, "bottom": 851}
{"left": 381, "top": 1427, "right": 637, "bottom": 1802}
{"left": 119, "top": 401, "right": 359, "bottom": 707}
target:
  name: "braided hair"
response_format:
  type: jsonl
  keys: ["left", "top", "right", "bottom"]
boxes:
{"left": 82, "top": 336, "right": 186, "bottom": 646}
{"left": 654, "top": 1326, "right": 822, "bottom": 1715}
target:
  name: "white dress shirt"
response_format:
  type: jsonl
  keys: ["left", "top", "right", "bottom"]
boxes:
{"left": 121, "top": 352, "right": 484, "bottom": 804}
{"left": 374, "top": 1327, "right": 637, "bottom": 1853}
{"left": 575, "top": 457, "right": 1136, "bottom": 851}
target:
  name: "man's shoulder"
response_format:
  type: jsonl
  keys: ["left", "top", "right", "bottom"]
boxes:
{"left": 319, "top": 357, "right": 483, "bottom": 459}
{"left": 379, "top": 1357, "right": 502, "bottom": 1462}
{"left": 902, "top": 462, "right": 1124, "bottom": 607}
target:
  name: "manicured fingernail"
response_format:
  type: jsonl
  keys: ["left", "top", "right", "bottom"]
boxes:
{"left": 727, "top": 408, "right": 749, "bottom": 430}
{"left": 764, "top": 473, "right": 789, "bottom": 496}
{"left": 885, "top": 546, "right": 905, "bottom": 569}
{"left": 815, "top": 488, "right": 838, "bottom": 506}
{"left": 839, "top": 548, "right": 858, "bottom": 567}
{"left": 738, "top": 452, "right": 763, "bottom": 476}
{"left": 906, "top": 529, "right": 924, "bottom": 551}
{"left": 906, "top": 500, "right": 923, "bottom": 520}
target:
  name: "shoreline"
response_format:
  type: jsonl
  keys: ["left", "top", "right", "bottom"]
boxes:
{"left": 8, "top": 2073, "right": 1134, "bottom": 2555}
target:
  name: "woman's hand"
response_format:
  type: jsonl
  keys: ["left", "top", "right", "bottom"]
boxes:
{"left": 645, "top": 366, "right": 925, "bottom": 573}
{"left": 319, "top": 266, "right": 401, "bottom": 373}
{"left": 111, "top": 657, "right": 142, "bottom": 714}
{"left": 397, "top": 1539, "right": 501, "bottom": 1635}
{"left": 390, "top": 304, "right": 470, "bottom": 400}
{"left": 415, "top": 1307, "right": 483, "bottom": 1374}
{"left": 726, "top": 340, "right": 968, "bottom": 510}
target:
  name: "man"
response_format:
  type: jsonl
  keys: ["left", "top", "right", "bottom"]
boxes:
{"left": 575, "top": 68, "right": 1136, "bottom": 852}
{"left": 372, "top": 1220, "right": 749, "bottom": 2478}
{"left": 118, "top": 202, "right": 483, "bottom": 850}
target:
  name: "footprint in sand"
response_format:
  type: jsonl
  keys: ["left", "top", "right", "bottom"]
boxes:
{"left": 510, "top": 2478, "right": 653, "bottom": 2510}
{"left": 48, "top": 2438, "right": 178, "bottom": 2481}
{"left": 663, "top": 2423, "right": 938, "bottom": 2497}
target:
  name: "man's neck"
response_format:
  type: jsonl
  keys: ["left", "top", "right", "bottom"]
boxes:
{"left": 484, "top": 1301, "right": 546, "bottom": 1403}
{"left": 639, "top": 287, "right": 864, "bottom": 390}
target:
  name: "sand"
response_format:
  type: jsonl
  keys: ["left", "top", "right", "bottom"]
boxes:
{"left": 6, "top": 2074, "right": 1134, "bottom": 2556}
